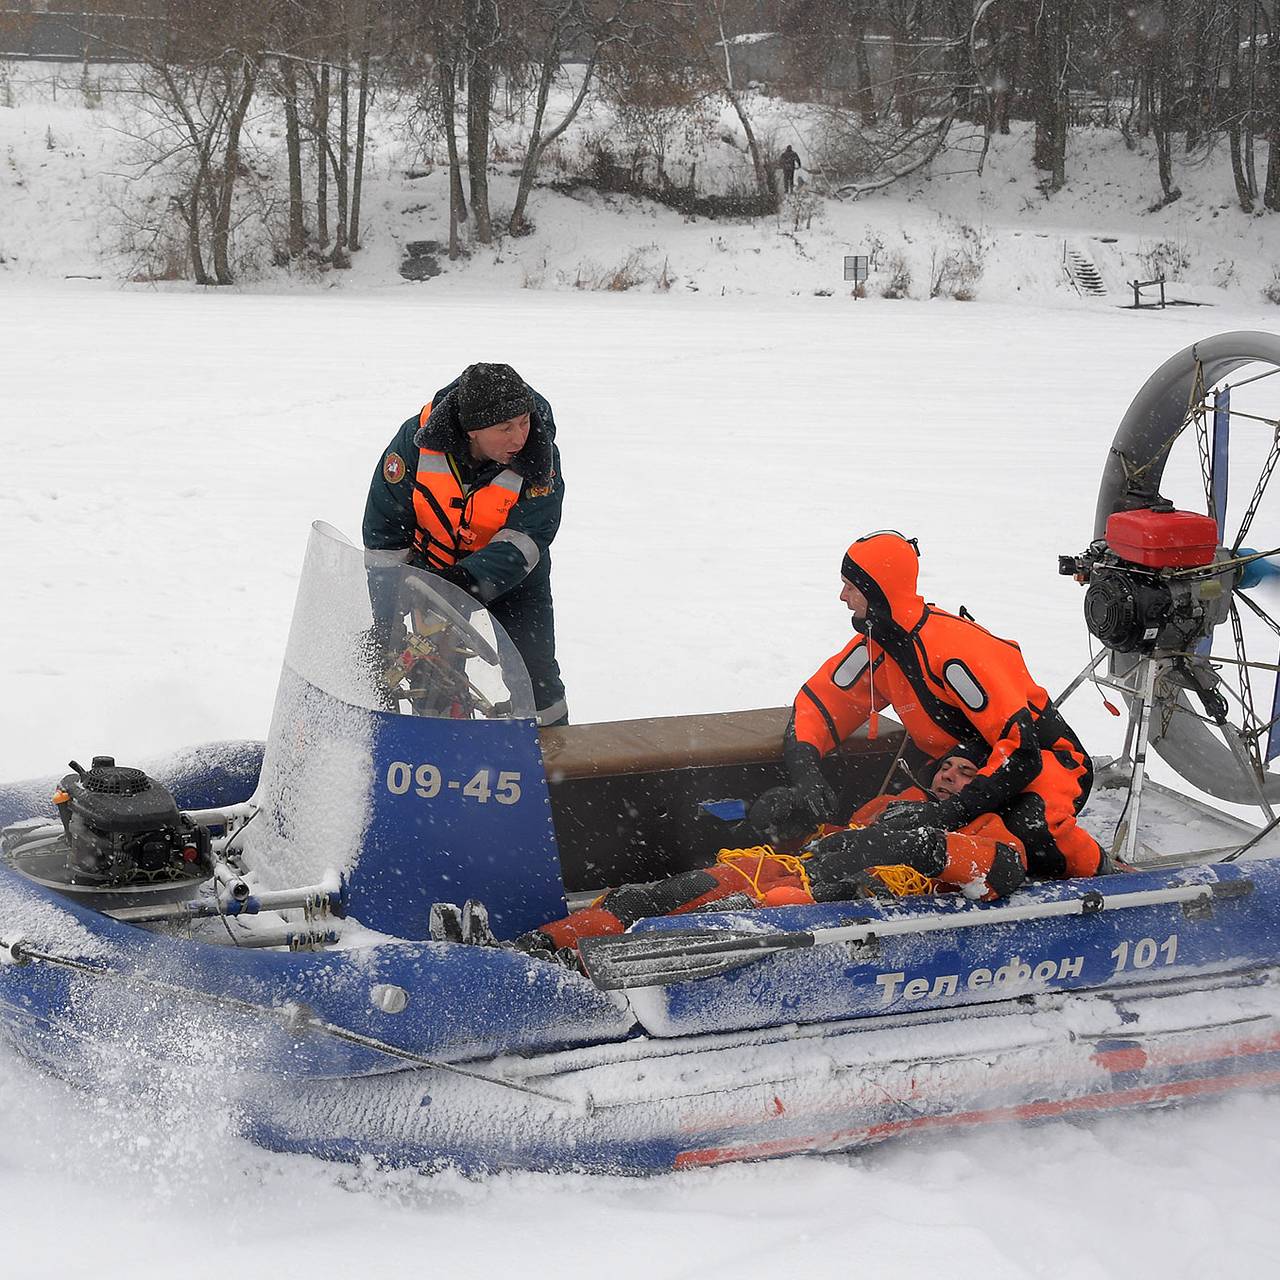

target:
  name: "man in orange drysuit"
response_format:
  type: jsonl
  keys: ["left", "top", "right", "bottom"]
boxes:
{"left": 756, "top": 530, "right": 1103, "bottom": 881}
{"left": 518, "top": 744, "right": 1026, "bottom": 954}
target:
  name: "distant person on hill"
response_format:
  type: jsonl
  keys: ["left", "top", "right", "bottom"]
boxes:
{"left": 779, "top": 145, "right": 802, "bottom": 194}
{"left": 362, "top": 363, "right": 568, "bottom": 725}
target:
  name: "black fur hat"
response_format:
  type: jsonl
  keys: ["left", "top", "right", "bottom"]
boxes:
{"left": 457, "top": 363, "right": 533, "bottom": 433}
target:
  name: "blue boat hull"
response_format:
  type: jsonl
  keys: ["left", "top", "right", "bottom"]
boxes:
{"left": 4, "top": 743, "right": 1280, "bottom": 1174}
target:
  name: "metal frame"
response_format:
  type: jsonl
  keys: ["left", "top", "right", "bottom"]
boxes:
{"left": 1060, "top": 650, "right": 1272, "bottom": 865}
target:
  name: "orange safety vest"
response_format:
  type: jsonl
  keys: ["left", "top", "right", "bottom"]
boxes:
{"left": 410, "top": 401, "right": 524, "bottom": 569}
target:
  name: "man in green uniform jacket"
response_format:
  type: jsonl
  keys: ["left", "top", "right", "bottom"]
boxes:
{"left": 362, "top": 362, "right": 568, "bottom": 725}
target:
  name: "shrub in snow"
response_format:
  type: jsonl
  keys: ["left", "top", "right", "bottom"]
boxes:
{"left": 880, "top": 251, "right": 912, "bottom": 299}
{"left": 1264, "top": 269, "right": 1280, "bottom": 306}
{"left": 929, "top": 231, "right": 987, "bottom": 301}
{"left": 1138, "top": 237, "right": 1191, "bottom": 282}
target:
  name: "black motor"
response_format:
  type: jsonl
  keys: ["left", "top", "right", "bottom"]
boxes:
{"left": 1058, "top": 549, "right": 1235, "bottom": 655}
{"left": 1080, "top": 569, "right": 1181, "bottom": 653}
{"left": 1060, "top": 503, "right": 1236, "bottom": 656}
{"left": 54, "top": 756, "right": 212, "bottom": 887}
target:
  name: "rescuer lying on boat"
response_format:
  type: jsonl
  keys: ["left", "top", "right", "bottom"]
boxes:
{"left": 756, "top": 530, "right": 1105, "bottom": 880}
{"left": 501, "top": 744, "right": 1027, "bottom": 956}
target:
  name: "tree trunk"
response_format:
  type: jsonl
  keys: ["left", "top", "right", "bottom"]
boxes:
{"left": 1245, "top": 0, "right": 1260, "bottom": 197}
{"left": 1264, "top": 5, "right": 1280, "bottom": 210}
{"left": 184, "top": 174, "right": 210, "bottom": 284}
{"left": 349, "top": 28, "right": 372, "bottom": 250}
{"left": 281, "top": 57, "right": 305, "bottom": 258}
{"left": 439, "top": 56, "right": 467, "bottom": 253}
{"left": 333, "top": 62, "right": 350, "bottom": 265}
{"left": 155, "top": 64, "right": 219, "bottom": 281}
{"left": 724, "top": 83, "right": 773, "bottom": 201}
{"left": 212, "top": 57, "right": 256, "bottom": 285}
{"left": 316, "top": 64, "right": 330, "bottom": 249}
{"left": 1226, "top": 0, "right": 1254, "bottom": 211}
{"left": 891, "top": 6, "right": 918, "bottom": 130}
{"left": 510, "top": 45, "right": 559, "bottom": 236}
{"left": 1185, "top": 1, "right": 1205, "bottom": 152}
{"left": 992, "top": 3, "right": 1017, "bottom": 135}
{"left": 510, "top": 47, "right": 597, "bottom": 236}
{"left": 1030, "top": 0, "right": 1070, "bottom": 188}
{"left": 1150, "top": 12, "right": 1181, "bottom": 206}
{"left": 852, "top": 17, "right": 875, "bottom": 124}
{"left": 465, "top": 0, "right": 494, "bottom": 245}
{"left": 710, "top": 11, "right": 772, "bottom": 203}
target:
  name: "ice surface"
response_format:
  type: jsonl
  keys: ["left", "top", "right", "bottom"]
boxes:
{"left": 6, "top": 276, "right": 1280, "bottom": 1271}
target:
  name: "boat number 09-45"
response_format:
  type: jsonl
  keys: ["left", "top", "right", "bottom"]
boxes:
{"left": 1111, "top": 933, "right": 1178, "bottom": 972}
{"left": 385, "top": 762, "right": 522, "bottom": 805}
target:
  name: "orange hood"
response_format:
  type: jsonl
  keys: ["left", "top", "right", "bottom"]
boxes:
{"left": 840, "top": 532, "right": 926, "bottom": 633}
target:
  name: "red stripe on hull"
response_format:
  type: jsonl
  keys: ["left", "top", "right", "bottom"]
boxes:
{"left": 674, "top": 1066, "right": 1280, "bottom": 1169}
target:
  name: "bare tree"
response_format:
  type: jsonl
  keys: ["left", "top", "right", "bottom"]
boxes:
{"left": 279, "top": 56, "right": 307, "bottom": 258}
{"left": 687, "top": 0, "right": 774, "bottom": 202}
{"left": 508, "top": 0, "right": 614, "bottom": 235}
{"left": 114, "top": 1, "right": 277, "bottom": 284}
{"left": 1134, "top": 0, "right": 1182, "bottom": 205}
{"left": 1027, "top": 0, "right": 1071, "bottom": 189}
{"left": 1262, "top": 1, "right": 1280, "bottom": 210}
{"left": 464, "top": 0, "right": 497, "bottom": 242}
{"left": 1225, "top": 0, "right": 1255, "bottom": 210}
{"left": 349, "top": 0, "right": 375, "bottom": 251}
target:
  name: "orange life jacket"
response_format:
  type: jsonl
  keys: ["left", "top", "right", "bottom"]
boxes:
{"left": 410, "top": 401, "right": 524, "bottom": 569}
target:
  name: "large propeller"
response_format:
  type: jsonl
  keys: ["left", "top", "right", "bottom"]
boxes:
{"left": 1097, "top": 333, "right": 1280, "bottom": 805}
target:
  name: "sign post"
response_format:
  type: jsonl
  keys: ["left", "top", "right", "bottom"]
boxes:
{"left": 843, "top": 254, "right": 870, "bottom": 297}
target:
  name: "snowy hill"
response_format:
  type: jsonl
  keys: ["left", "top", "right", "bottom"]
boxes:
{"left": 2, "top": 60, "right": 1279, "bottom": 304}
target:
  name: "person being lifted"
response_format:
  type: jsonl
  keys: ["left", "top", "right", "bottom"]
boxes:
{"left": 362, "top": 362, "right": 568, "bottom": 725}
{"left": 505, "top": 741, "right": 1027, "bottom": 958}
{"left": 755, "top": 530, "right": 1104, "bottom": 880}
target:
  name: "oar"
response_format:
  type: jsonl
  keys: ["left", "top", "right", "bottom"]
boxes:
{"left": 577, "top": 879, "right": 1253, "bottom": 991}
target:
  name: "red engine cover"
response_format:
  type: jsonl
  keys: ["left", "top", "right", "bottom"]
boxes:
{"left": 1105, "top": 508, "right": 1219, "bottom": 569}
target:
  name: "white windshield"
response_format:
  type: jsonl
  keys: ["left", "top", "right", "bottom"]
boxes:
{"left": 286, "top": 522, "right": 536, "bottom": 721}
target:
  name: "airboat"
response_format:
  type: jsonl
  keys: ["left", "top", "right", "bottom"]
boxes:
{"left": 4, "top": 331, "right": 1280, "bottom": 1173}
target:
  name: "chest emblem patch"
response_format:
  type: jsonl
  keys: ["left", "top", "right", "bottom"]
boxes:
{"left": 383, "top": 452, "right": 406, "bottom": 484}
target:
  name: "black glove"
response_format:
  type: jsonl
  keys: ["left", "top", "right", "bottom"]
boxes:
{"left": 872, "top": 797, "right": 965, "bottom": 831}
{"left": 748, "top": 786, "right": 818, "bottom": 845}
{"left": 431, "top": 564, "right": 482, "bottom": 600}
{"left": 794, "top": 770, "right": 838, "bottom": 824}
{"left": 783, "top": 738, "right": 838, "bottom": 824}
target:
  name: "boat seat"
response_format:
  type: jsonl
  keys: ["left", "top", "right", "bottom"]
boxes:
{"left": 539, "top": 707, "right": 790, "bottom": 781}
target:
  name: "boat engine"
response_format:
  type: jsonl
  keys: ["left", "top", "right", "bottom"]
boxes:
{"left": 53, "top": 756, "right": 212, "bottom": 887}
{"left": 1059, "top": 504, "right": 1234, "bottom": 655}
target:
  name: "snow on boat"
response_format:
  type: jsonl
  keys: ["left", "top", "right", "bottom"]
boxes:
{"left": 5, "top": 332, "right": 1280, "bottom": 1173}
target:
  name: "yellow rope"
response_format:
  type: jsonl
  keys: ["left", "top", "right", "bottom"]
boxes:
{"left": 714, "top": 845, "right": 937, "bottom": 900}
{"left": 866, "top": 865, "right": 939, "bottom": 897}
{"left": 715, "top": 845, "right": 812, "bottom": 897}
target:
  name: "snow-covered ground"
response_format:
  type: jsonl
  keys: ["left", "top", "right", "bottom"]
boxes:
{"left": 6, "top": 54, "right": 1280, "bottom": 1279}
{"left": 5, "top": 279, "right": 1280, "bottom": 1275}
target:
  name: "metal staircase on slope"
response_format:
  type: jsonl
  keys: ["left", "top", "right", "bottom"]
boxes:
{"left": 1063, "top": 245, "right": 1108, "bottom": 297}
